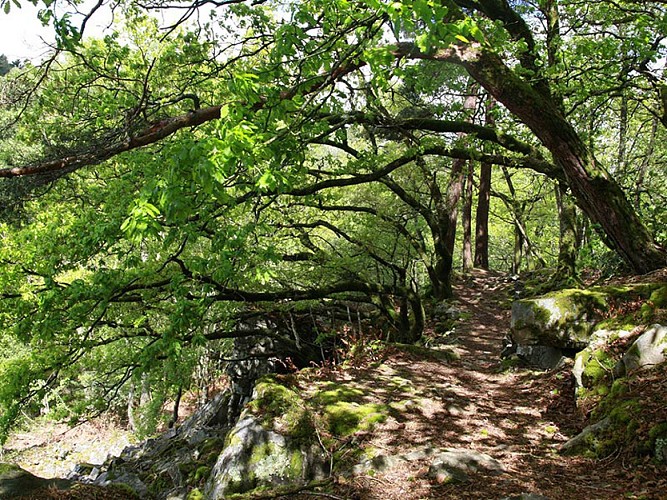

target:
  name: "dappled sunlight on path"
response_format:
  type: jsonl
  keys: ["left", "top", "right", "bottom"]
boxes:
{"left": 326, "top": 270, "right": 657, "bottom": 499}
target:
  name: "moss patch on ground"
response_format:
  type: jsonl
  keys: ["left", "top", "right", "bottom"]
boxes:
{"left": 247, "top": 377, "right": 316, "bottom": 446}
{"left": 241, "top": 361, "right": 423, "bottom": 478}
{"left": 0, "top": 463, "right": 22, "bottom": 476}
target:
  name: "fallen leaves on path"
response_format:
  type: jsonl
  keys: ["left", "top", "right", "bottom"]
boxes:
{"left": 307, "top": 270, "right": 667, "bottom": 499}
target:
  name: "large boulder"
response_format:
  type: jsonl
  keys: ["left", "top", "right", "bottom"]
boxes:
{"left": 511, "top": 284, "right": 667, "bottom": 351}
{"left": 205, "top": 377, "right": 329, "bottom": 498}
{"left": 572, "top": 329, "right": 633, "bottom": 392}
{"left": 515, "top": 345, "right": 566, "bottom": 370}
{"left": 205, "top": 416, "right": 327, "bottom": 498}
{"left": 511, "top": 289, "right": 609, "bottom": 349}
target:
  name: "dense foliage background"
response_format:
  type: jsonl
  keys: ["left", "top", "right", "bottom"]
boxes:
{"left": 1, "top": 0, "right": 666, "bottom": 440}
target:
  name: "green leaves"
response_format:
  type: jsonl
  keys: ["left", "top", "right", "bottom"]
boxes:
{"left": 120, "top": 199, "right": 162, "bottom": 242}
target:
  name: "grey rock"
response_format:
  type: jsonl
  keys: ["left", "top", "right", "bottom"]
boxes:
{"left": 402, "top": 448, "right": 436, "bottom": 461}
{"left": 516, "top": 345, "right": 565, "bottom": 370}
{"left": 511, "top": 293, "right": 600, "bottom": 349}
{"left": 96, "top": 470, "right": 149, "bottom": 498}
{"left": 165, "top": 487, "right": 190, "bottom": 500}
{"left": 352, "top": 454, "right": 402, "bottom": 475}
{"left": 572, "top": 329, "right": 637, "bottom": 390}
{"left": 429, "top": 448, "right": 505, "bottom": 484}
{"left": 0, "top": 464, "right": 73, "bottom": 498}
{"left": 177, "top": 391, "right": 232, "bottom": 444}
{"left": 428, "top": 460, "right": 468, "bottom": 484}
{"left": 434, "top": 302, "right": 461, "bottom": 320}
{"left": 352, "top": 446, "right": 504, "bottom": 484}
{"left": 89, "top": 467, "right": 101, "bottom": 481}
{"left": 615, "top": 324, "right": 667, "bottom": 377}
{"left": 430, "top": 448, "right": 505, "bottom": 475}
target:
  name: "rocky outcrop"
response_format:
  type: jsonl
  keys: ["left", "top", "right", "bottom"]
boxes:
{"left": 508, "top": 284, "right": 667, "bottom": 370}
{"left": 510, "top": 290, "right": 608, "bottom": 350}
{"left": 205, "top": 375, "right": 329, "bottom": 498}
{"left": 559, "top": 417, "right": 612, "bottom": 455}
{"left": 0, "top": 463, "right": 73, "bottom": 498}
{"left": 571, "top": 325, "right": 667, "bottom": 394}
{"left": 205, "top": 416, "right": 328, "bottom": 498}
{"left": 506, "top": 283, "right": 667, "bottom": 462}
{"left": 69, "top": 391, "right": 231, "bottom": 498}
{"left": 572, "top": 329, "right": 633, "bottom": 391}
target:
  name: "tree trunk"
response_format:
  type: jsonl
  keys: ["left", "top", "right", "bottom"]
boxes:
{"left": 127, "top": 382, "right": 137, "bottom": 432}
{"left": 430, "top": 238, "right": 454, "bottom": 300}
{"left": 635, "top": 116, "right": 658, "bottom": 209}
{"left": 552, "top": 182, "right": 579, "bottom": 285}
{"left": 444, "top": 84, "right": 479, "bottom": 256}
{"left": 459, "top": 49, "right": 667, "bottom": 273}
{"left": 462, "top": 163, "right": 474, "bottom": 272}
{"left": 169, "top": 385, "right": 183, "bottom": 428}
{"left": 618, "top": 93, "right": 628, "bottom": 174}
{"left": 513, "top": 224, "right": 523, "bottom": 275}
{"left": 474, "top": 97, "right": 494, "bottom": 269}
{"left": 402, "top": 42, "right": 667, "bottom": 273}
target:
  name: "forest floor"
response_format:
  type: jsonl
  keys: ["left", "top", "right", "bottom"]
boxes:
{"left": 311, "top": 269, "right": 667, "bottom": 500}
{"left": 5, "top": 270, "right": 667, "bottom": 499}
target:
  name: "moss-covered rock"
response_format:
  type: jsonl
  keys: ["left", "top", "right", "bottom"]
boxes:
{"left": 511, "top": 284, "right": 666, "bottom": 349}
{"left": 205, "top": 377, "right": 331, "bottom": 499}
{"left": 204, "top": 415, "right": 328, "bottom": 499}
{"left": 512, "top": 289, "right": 609, "bottom": 348}
{"left": 323, "top": 401, "right": 388, "bottom": 436}
{"left": 573, "top": 343, "right": 617, "bottom": 391}
{"left": 205, "top": 368, "right": 410, "bottom": 499}
{"left": 247, "top": 376, "right": 316, "bottom": 445}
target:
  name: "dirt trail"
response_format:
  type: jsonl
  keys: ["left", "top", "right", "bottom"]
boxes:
{"left": 7, "top": 270, "right": 663, "bottom": 499}
{"left": 334, "top": 270, "right": 661, "bottom": 499}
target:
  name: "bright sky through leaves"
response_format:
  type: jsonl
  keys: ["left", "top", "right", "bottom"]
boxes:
{"left": 0, "top": 3, "right": 54, "bottom": 61}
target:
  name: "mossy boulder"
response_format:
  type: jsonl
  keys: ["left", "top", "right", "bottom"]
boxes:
{"left": 511, "top": 289, "right": 609, "bottom": 349}
{"left": 572, "top": 329, "right": 631, "bottom": 391}
{"left": 323, "top": 401, "right": 388, "bottom": 437}
{"left": 511, "top": 284, "right": 667, "bottom": 350}
{"left": 204, "top": 415, "right": 327, "bottom": 499}
{"left": 205, "top": 377, "right": 328, "bottom": 499}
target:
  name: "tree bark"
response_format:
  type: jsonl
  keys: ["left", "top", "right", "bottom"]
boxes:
{"left": 552, "top": 182, "right": 579, "bottom": 285}
{"left": 396, "top": 42, "right": 667, "bottom": 273}
{"left": 462, "top": 163, "right": 474, "bottom": 272}
{"left": 444, "top": 83, "right": 480, "bottom": 256}
{"left": 474, "top": 97, "right": 495, "bottom": 269}
{"left": 464, "top": 49, "right": 666, "bottom": 273}
{"left": 635, "top": 116, "right": 658, "bottom": 209}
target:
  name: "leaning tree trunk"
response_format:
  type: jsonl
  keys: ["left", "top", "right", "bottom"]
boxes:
{"left": 459, "top": 49, "right": 667, "bottom": 273}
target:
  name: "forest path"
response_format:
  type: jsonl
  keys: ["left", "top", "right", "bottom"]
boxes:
{"left": 335, "top": 270, "right": 652, "bottom": 499}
